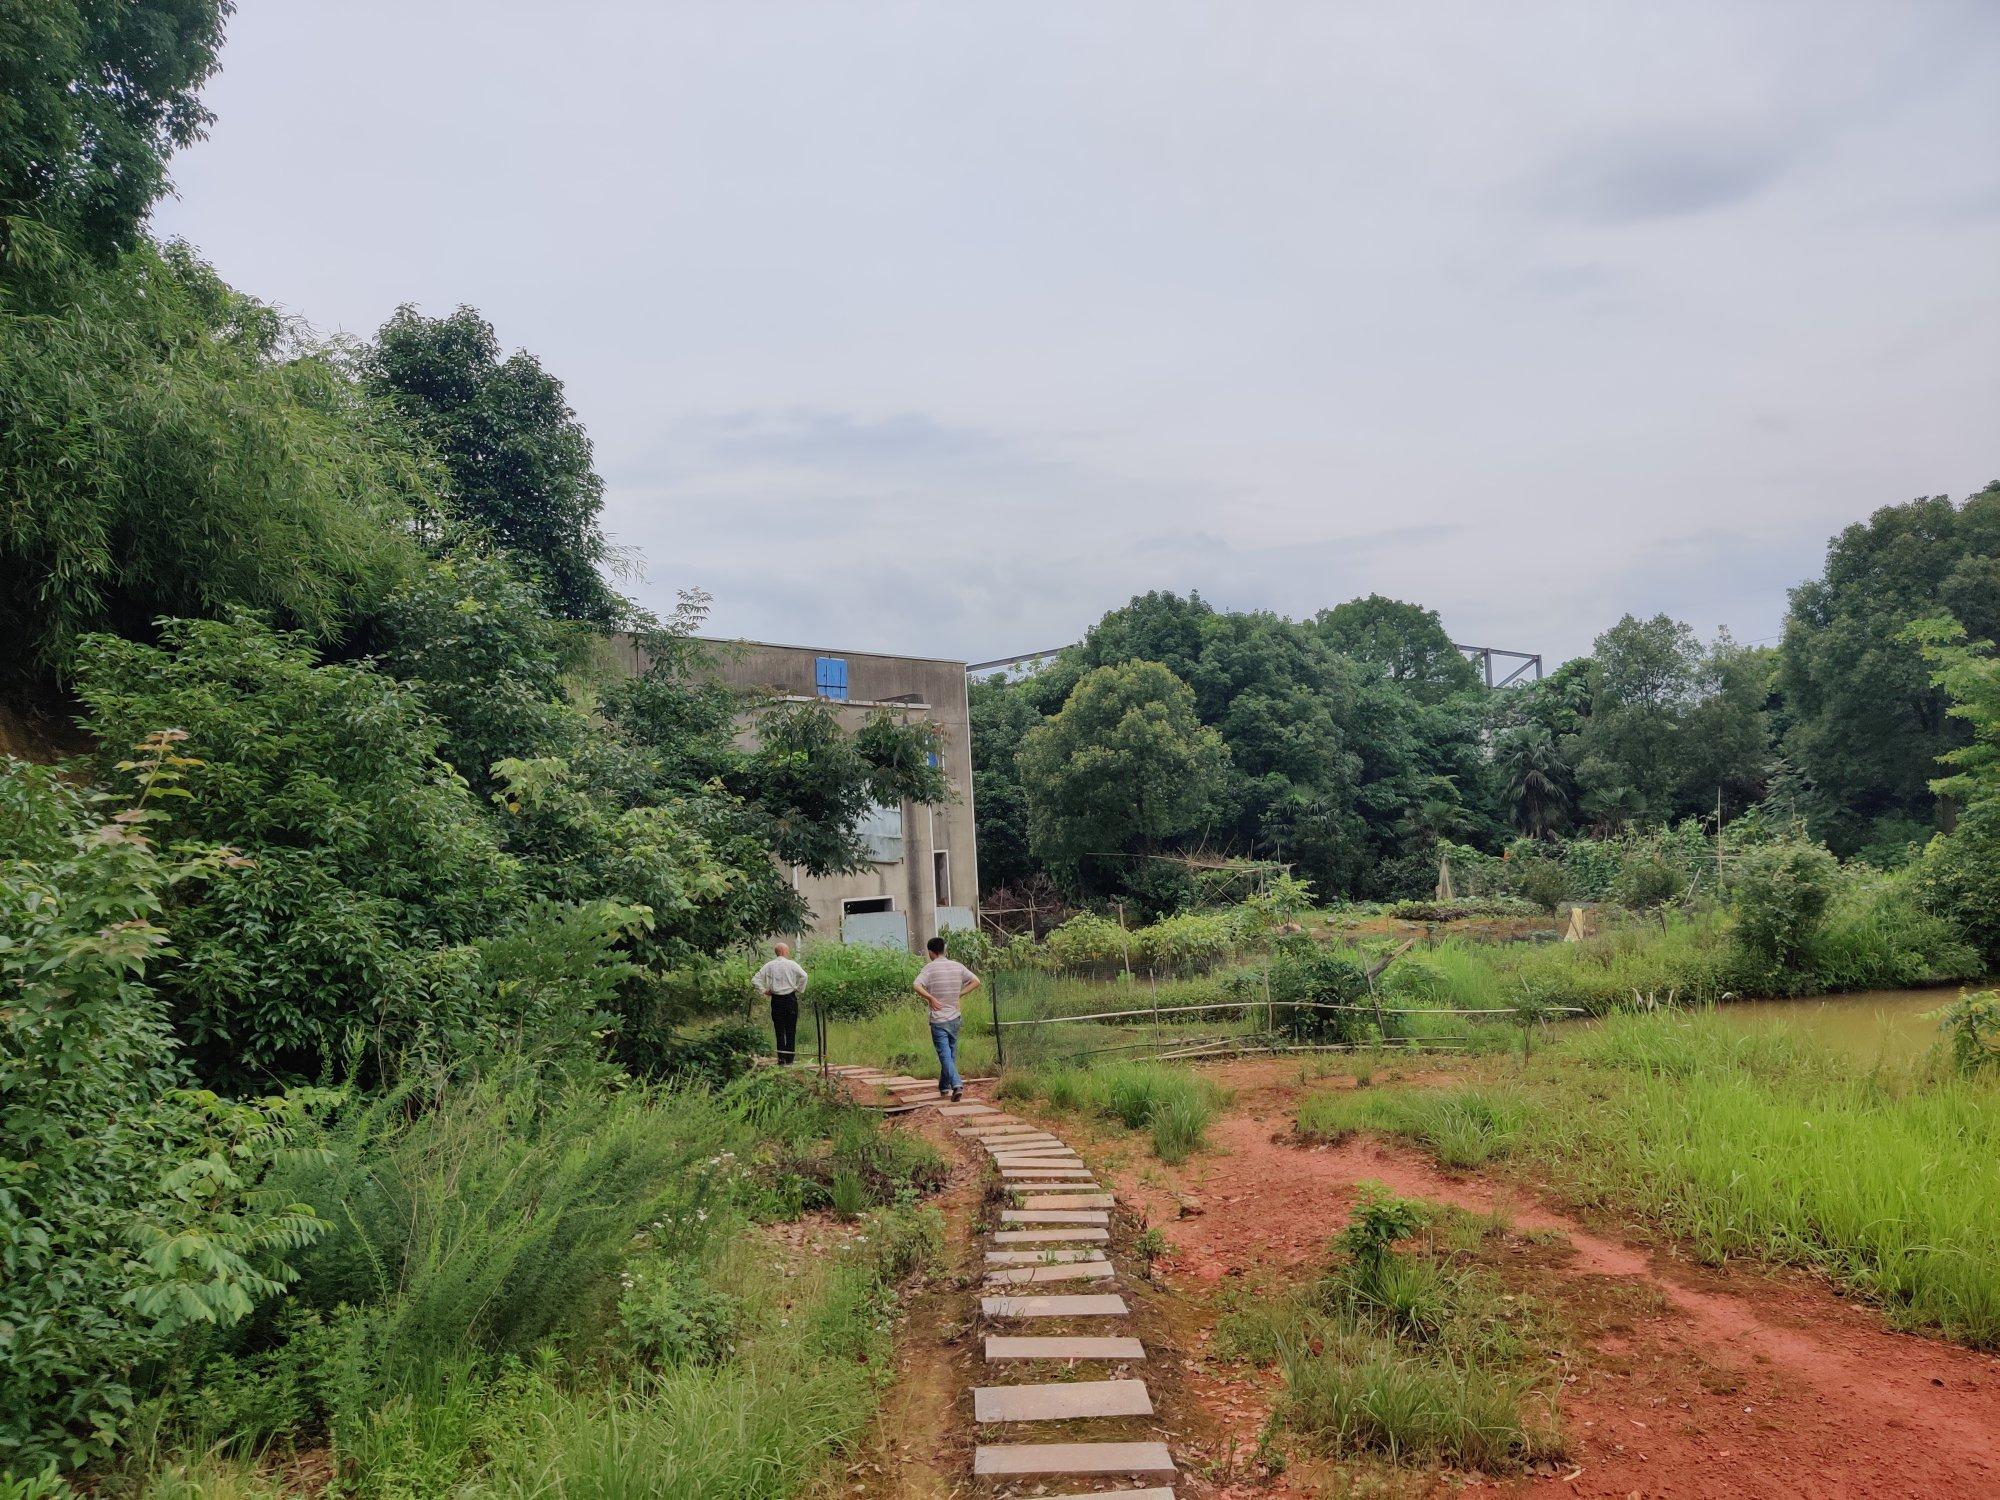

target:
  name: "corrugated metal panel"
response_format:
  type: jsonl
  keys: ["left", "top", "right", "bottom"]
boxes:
{"left": 937, "top": 905, "right": 977, "bottom": 932}
{"left": 842, "top": 910, "right": 909, "bottom": 949}
{"left": 857, "top": 801, "right": 903, "bottom": 863}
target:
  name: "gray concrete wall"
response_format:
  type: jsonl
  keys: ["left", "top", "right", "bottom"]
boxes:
{"left": 606, "top": 634, "right": 979, "bottom": 951}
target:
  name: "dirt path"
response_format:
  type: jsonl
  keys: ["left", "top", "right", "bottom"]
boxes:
{"left": 1104, "top": 1062, "right": 2000, "bottom": 1499}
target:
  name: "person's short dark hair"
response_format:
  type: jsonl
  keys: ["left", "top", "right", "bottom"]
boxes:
{"left": 926, "top": 936, "right": 947, "bottom": 955}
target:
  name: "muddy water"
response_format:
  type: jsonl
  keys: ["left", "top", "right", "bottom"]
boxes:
{"left": 1707, "top": 985, "right": 1978, "bottom": 1065}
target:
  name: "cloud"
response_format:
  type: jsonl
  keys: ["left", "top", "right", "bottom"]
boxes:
{"left": 1527, "top": 132, "right": 1798, "bottom": 224}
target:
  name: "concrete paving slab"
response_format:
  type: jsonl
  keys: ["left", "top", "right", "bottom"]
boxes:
{"left": 972, "top": 1441, "right": 1175, "bottom": 1478}
{"left": 1015, "top": 1193, "right": 1115, "bottom": 1211}
{"left": 981, "top": 1135, "right": 1066, "bottom": 1150}
{"left": 984, "top": 1249, "right": 1106, "bottom": 1265}
{"left": 1001, "top": 1209, "right": 1109, "bottom": 1224}
{"left": 983, "top": 1335, "right": 1146, "bottom": 1361}
{"left": 983, "top": 1261, "right": 1115, "bottom": 1286}
{"left": 973, "top": 1378, "right": 1153, "bottom": 1423}
{"left": 991, "top": 1228, "right": 1110, "bottom": 1244}
{"left": 1035, "top": 1489, "right": 1175, "bottom": 1500}
{"left": 1001, "top": 1182, "right": 1102, "bottom": 1193}
{"left": 992, "top": 1157, "right": 1084, "bottom": 1169}
{"left": 1000, "top": 1168, "right": 1095, "bottom": 1178}
{"left": 979, "top": 1293, "right": 1129, "bottom": 1319}
{"left": 941, "top": 1104, "right": 998, "bottom": 1116}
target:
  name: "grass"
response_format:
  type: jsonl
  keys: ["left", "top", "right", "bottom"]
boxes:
{"left": 998, "top": 1060, "right": 1229, "bottom": 1161}
{"left": 1300, "top": 1010, "right": 2000, "bottom": 1347}
{"left": 107, "top": 1069, "right": 945, "bottom": 1498}
{"left": 1218, "top": 1191, "right": 1560, "bottom": 1473}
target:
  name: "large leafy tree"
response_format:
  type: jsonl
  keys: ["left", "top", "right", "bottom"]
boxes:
{"left": 1316, "top": 594, "right": 1479, "bottom": 701}
{"left": 1495, "top": 725, "right": 1573, "bottom": 839}
{"left": 368, "top": 305, "right": 618, "bottom": 622}
{"left": 968, "top": 674, "right": 1041, "bottom": 894}
{"left": 0, "top": 0, "right": 230, "bottom": 260}
{"left": 1779, "top": 484, "right": 2000, "bottom": 850}
{"left": 1570, "top": 615, "right": 1768, "bottom": 827}
{"left": 1017, "top": 660, "right": 1228, "bottom": 894}
{"left": 0, "top": 241, "right": 429, "bottom": 679}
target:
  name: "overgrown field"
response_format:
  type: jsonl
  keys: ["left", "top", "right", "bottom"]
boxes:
{"left": 1298, "top": 1007, "right": 2000, "bottom": 1347}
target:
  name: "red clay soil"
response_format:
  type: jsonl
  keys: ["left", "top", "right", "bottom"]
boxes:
{"left": 1111, "top": 1065, "right": 2000, "bottom": 1500}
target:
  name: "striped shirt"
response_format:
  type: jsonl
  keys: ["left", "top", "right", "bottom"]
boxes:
{"left": 914, "top": 958, "right": 975, "bottom": 1022}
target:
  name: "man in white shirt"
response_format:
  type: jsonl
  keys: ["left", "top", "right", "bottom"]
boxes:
{"left": 913, "top": 935, "right": 980, "bottom": 1102}
{"left": 752, "top": 942, "right": 809, "bottom": 1065}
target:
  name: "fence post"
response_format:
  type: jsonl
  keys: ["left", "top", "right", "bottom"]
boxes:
{"left": 990, "top": 968, "right": 1006, "bottom": 1069}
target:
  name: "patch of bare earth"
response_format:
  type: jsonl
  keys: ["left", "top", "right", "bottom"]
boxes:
{"left": 1095, "top": 1060, "right": 2000, "bottom": 1500}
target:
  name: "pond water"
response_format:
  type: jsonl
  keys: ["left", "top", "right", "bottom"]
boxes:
{"left": 1707, "top": 986, "right": 1980, "bottom": 1066}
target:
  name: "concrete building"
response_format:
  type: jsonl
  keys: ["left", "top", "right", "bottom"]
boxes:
{"left": 609, "top": 635, "right": 979, "bottom": 951}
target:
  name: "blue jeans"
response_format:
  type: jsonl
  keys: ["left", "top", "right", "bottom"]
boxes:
{"left": 929, "top": 1018, "right": 963, "bottom": 1093}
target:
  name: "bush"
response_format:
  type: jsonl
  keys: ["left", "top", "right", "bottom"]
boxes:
{"left": 0, "top": 756, "right": 322, "bottom": 1474}
{"left": 1938, "top": 992, "right": 2000, "bottom": 1075}
{"left": 1043, "top": 911, "right": 1129, "bottom": 970}
{"left": 72, "top": 616, "right": 523, "bottom": 1085}
{"left": 1130, "top": 910, "right": 1236, "bottom": 971}
{"left": 1512, "top": 858, "right": 1569, "bottom": 914}
{"left": 614, "top": 1263, "right": 741, "bottom": 1369}
{"left": 1260, "top": 938, "right": 1376, "bottom": 1044}
{"left": 1915, "top": 802, "right": 2000, "bottom": 970}
{"left": 797, "top": 942, "right": 921, "bottom": 1020}
{"left": 1731, "top": 839, "right": 1839, "bottom": 971}
{"left": 643, "top": 1021, "right": 763, "bottom": 1089}
{"left": 1613, "top": 855, "right": 1686, "bottom": 910}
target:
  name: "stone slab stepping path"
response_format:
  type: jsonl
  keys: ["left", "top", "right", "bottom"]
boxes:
{"left": 981, "top": 1293, "right": 1129, "bottom": 1318}
{"left": 985, "top": 1334, "right": 1146, "bottom": 1361}
{"left": 992, "top": 1228, "right": 1109, "bottom": 1244}
{"left": 914, "top": 1097, "right": 1178, "bottom": 1495}
{"left": 972, "top": 1441, "right": 1176, "bottom": 1478}
{"left": 1002, "top": 1208, "right": 1109, "bottom": 1224}
{"left": 972, "top": 1378, "right": 1154, "bottom": 1423}
{"left": 984, "top": 1248, "right": 1106, "bottom": 1265}
{"left": 984, "top": 1260, "right": 1115, "bottom": 1285}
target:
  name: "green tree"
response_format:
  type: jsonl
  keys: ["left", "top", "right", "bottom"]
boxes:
{"left": 1017, "top": 660, "right": 1228, "bottom": 892}
{"left": 368, "top": 305, "right": 618, "bottom": 622}
{"left": 1779, "top": 484, "right": 2000, "bottom": 850}
{"left": 1316, "top": 594, "right": 1479, "bottom": 701}
{"left": 0, "top": 241, "right": 429, "bottom": 679}
{"left": 0, "top": 0, "right": 231, "bottom": 260}
{"left": 1494, "top": 725, "right": 1573, "bottom": 838}
{"left": 968, "top": 674, "right": 1041, "bottom": 894}
{"left": 1908, "top": 616, "right": 2000, "bottom": 966}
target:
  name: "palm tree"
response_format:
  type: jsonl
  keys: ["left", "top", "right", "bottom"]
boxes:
{"left": 1496, "top": 727, "right": 1574, "bottom": 839}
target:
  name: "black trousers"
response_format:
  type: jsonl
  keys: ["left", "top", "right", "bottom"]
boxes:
{"left": 770, "top": 992, "right": 800, "bottom": 1065}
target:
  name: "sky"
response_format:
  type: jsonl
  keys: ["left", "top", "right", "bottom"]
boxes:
{"left": 152, "top": 1, "right": 2000, "bottom": 667}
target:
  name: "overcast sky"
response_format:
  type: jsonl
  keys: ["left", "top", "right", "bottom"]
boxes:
{"left": 153, "top": 1, "right": 2000, "bottom": 666}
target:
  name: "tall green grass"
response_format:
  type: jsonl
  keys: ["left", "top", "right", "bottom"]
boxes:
{"left": 1219, "top": 1192, "right": 1559, "bottom": 1472}
{"left": 999, "top": 1060, "right": 1227, "bottom": 1162}
{"left": 1302, "top": 1012, "right": 2000, "bottom": 1346}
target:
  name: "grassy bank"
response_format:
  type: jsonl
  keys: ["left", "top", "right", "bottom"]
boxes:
{"left": 96, "top": 1068, "right": 943, "bottom": 1499}
{"left": 1298, "top": 1009, "right": 2000, "bottom": 1346}
{"left": 1218, "top": 1192, "right": 1562, "bottom": 1472}
{"left": 997, "top": 1060, "right": 1229, "bottom": 1162}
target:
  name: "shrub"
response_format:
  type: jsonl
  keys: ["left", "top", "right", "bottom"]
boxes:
{"left": 614, "top": 1263, "right": 741, "bottom": 1369}
{"left": 1915, "top": 802, "right": 2000, "bottom": 970}
{"left": 1043, "top": 911, "right": 1129, "bottom": 970}
{"left": 1260, "top": 938, "right": 1375, "bottom": 1044}
{"left": 1938, "top": 992, "right": 2000, "bottom": 1075}
{"left": 797, "top": 942, "right": 921, "bottom": 1020}
{"left": 642, "top": 1020, "right": 764, "bottom": 1089}
{"left": 1730, "top": 838, "right": 1839, "bottom": 971}
{"left": 72, "top": 616, "right": 523, "bottom": 1085}
{"left": 1512, "top": 858, "right": 1569, "bottom": 914}
{"left": 1613, "top": 855, "right": 1686, "bottom": 910}
{"left": 0, "top": 756, "right": 322, "bottom": 1474}
{"left": 1130, "top": 910, "right": 1236, "bottom": 972}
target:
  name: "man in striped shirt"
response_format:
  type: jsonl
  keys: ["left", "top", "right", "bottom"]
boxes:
{"left": 913, "top": 935, "right": 980, "bottom": 1102}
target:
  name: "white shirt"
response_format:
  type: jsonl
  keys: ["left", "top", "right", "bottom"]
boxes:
{"left": 915, "top": 957, "right": 975, "bottom": 1022}
{"left": 753, "top": 957, "right": 809, "bottom": 996}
